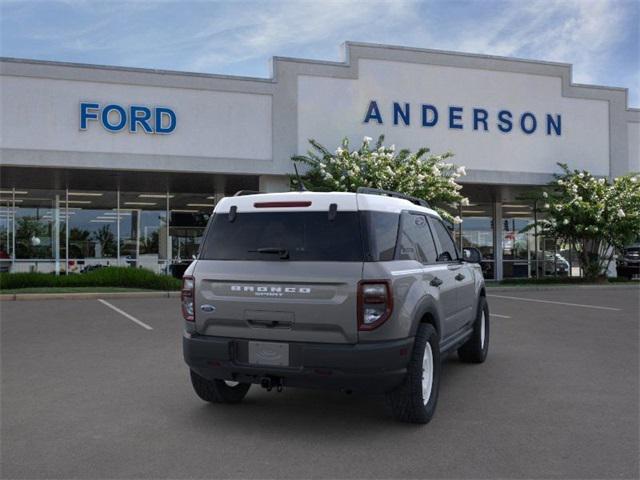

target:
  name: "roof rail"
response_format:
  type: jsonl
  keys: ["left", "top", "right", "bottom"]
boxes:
{"left": 233, "top": 190, "right": 263, "bottom": 196}
{"left": 356, "top": 187, "right": 430, "bottom": 208}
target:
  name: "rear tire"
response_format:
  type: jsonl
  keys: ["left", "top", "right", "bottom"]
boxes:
{"left": 386, "top": 323, "right": 441, "bottom": 424}
{"left": 189, "top": 370, "right": 251, "bottom": 404}
{"left": 458, "top": 296, "right": 489, "bottom": 363}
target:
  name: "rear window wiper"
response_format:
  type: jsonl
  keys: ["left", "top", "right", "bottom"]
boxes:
{"left": 249, "top": 247, "right": 290, "bottom": 260}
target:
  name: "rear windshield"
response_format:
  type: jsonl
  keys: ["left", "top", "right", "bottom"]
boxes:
{"left": 200, "top": 211, "right": 364, "bottom": 261}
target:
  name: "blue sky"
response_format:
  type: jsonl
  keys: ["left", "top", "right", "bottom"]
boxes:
{"left": 1, "top": 0, "right": 638, "bottom": 106}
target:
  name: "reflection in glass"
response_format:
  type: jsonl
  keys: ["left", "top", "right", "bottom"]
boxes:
{"left": 119, "top": 192, "right": 170, "bottom": 273}
{"left": 0, "top": 196, "right": 14, "bottom": 272}
{"left": 14, "top": 190, "right": 63, "bottom": 273}
{"left": 461, "top": 204, "right": 495, "bottom": 279}
{"left": 66, "top": 191, "right": 118, "bottom": 272}
{"left": 169, "top": 193, "right": 214, "bottom": 277}
{"left": 502, "top": 203, "right": 535, "bottom": 278}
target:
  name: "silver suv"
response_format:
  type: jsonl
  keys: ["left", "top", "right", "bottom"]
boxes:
{"left": 182, "top": 188, "right": 489, "bottom": 424}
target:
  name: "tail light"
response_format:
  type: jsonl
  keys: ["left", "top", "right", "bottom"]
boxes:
{"left": 181, "top": 276, "right": 195, "bottom": 322}
{"left": 358, "top": 280, "right": 393, "bottom": 331}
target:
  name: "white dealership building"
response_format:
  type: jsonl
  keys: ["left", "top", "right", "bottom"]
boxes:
{"left": 1, "top": 42, "right": 638, "bottom": 279}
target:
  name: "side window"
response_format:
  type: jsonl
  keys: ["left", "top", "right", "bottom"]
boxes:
{"left": 396, "top": 213, "right": 438, "bottom": 263}
{"left": 362, "top": 211, "right": 400, "bottom": 261}
{"left": 430, "top": 218, "right": 459, "bottom": 262}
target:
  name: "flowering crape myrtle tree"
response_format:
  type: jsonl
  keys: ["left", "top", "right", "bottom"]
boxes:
{"left": 291, "top": 135, "right": 468, "bottom": 223}
{"left": 537, "top": 163, "right": 640, "bottom": 280}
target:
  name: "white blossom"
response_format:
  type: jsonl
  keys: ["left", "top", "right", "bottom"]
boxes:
{"left": 453, "top": 216, "right": 462, "bottom": 224}
{"left": 544, "top": 203, "right": 550, "bottom": 209}
{"left": 456, "top": 166, "right": 467, "bottom": 176}
{"left": 542, "top": 191, "right": 548, "bottom": 198}
{"left": 363, "top": 136, "right": 372, "bottom": 143}
{"left": 618, "top": 208, "right": 625, "bottom": 218}
{"left": 563, "top": 219, "right": 569, "bottom": 225}
{"left": 460, "top": 197, "right": 470, "bottom": 206}
{"left": 335, "top": 147, "right": 343, "bottom": 155}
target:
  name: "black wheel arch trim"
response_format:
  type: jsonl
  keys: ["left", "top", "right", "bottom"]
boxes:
{"left": 410, "top": 296, "right": 442, "bottom": 338}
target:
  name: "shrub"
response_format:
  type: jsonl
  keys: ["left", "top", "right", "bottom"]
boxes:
{"left": 534, "top": 164, "right": 640, "bottom": 281}
{"left": 0, "top": 267, "right": 181, "bottom": 291}
{"left": 292, "top": 135, "right": 468, "bottom": 223}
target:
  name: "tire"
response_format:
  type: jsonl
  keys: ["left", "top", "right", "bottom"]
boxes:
{"left": 386, "top": 323, "right": 441, "bottom": 424}
{"left": 458, "top": 296, "right": 489, "bottom": 363}
{"left": 189, "top": 370, "right": 251, "bottom": 404}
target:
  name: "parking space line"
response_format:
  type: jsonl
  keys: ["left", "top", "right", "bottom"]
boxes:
{"left": 488, "top": 294, "right": 621, "bottom": 311}
{"left": 97, "top": 299, "right": 153, "bottom": 330}
{"left": 490, "top": 313, "right": 511, "bottom": 318}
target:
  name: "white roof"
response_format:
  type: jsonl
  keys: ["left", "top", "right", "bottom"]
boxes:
{"left": 214, "top": 191, "right": 441, "bottom": 218}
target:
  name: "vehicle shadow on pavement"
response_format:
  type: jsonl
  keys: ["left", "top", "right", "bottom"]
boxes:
{"left": 182, "top": 356, "right": 471, "bottom": 434}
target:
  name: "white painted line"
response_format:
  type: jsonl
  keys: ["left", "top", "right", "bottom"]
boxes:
{"left": 97, "top": 299, "right": 153, "bottom": 330}
{"left": 490, "top": 313, "right": 511, "bottom": 319}
{"left": 488, "top": 294, "right": 621, "bottom": 311}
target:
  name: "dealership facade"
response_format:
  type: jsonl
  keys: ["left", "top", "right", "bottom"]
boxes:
{"left": 1, "top": 42, "right": 638, "bottom": 279}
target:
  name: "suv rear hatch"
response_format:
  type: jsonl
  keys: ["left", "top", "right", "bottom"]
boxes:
{"left": 193, "top": 193, "right": 363, "bottom": 344}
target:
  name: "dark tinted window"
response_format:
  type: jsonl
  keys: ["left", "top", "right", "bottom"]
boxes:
{"left": 361, "top": 211, "right": 400, "bottom": 261}
{"left": 430, "top": 218, "right": 458, "bottom": 262}
{"left": 397, "top": 213, "right": 438, "bottom": 263}
{"left": 200, "top": 212, "right": 363, "bottom": 261}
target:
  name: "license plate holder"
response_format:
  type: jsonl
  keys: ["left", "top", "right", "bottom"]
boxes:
{"left": 248, "top": 341, "right": 290, "bottom": 367}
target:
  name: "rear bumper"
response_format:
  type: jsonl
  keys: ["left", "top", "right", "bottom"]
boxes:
{"left": 183, "top": 332, "right": 414, "bottom": 393}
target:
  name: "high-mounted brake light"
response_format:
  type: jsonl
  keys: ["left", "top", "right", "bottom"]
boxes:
{"left": 357, "top": 280, "right": 393, "bottom": 331}
{"left": 181, "top": 276, "right": 195, "bottom": 322}
{"left": 253, "top": 201, "right": 312, "bottom": 208}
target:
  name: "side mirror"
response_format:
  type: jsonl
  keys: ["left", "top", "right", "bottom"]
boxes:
{"left": 463, "top": 247, "right": 482, "bottom": 264}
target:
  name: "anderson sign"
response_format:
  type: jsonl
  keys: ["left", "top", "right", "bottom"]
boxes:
{"left": 363, "top": 100, "right": 562, "bottom": 136}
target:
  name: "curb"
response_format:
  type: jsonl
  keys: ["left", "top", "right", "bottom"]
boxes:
{"left": 0, "top": 291, "right": 181, "bottom": 301}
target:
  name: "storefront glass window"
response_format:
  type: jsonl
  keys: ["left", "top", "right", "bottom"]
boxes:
{"left": 502, "top": 203, "right": 535, "bottom": 278}
{"left": 169, "top": 193, "right": 214, "bottom": 277}
{"left": 13, "top": 189, "right": 66, "bottom": 272}
{"left": 119, "top": 192, "right": 169, "bottom": 273}
{"left": 461, "top": 203, "right": 495, "bottom": 280}
{"left": 0, "top": 192, "right": 16, "bottom": 272}
{"left": 66, "top": 190, "right": 118, "bottom": 272}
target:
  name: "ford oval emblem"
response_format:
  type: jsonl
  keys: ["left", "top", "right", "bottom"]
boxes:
{"left": 200, "top": 304, "right": 216, "bottom": 313}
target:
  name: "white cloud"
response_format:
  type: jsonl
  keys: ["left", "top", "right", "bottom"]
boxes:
{"left": 428, "top": 0, "right": 631, "bottom": 86}
{"left": 180, "top": 0, "right": 634, "bottom": 94}
{"left": 2, "top": 0, "right": 636, "bottom": 102}
{"left": 184, "top": 0, "right": 418, "bottom": 72}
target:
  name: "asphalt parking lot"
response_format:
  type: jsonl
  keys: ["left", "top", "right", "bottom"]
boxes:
{"left": 1, "top": 286, "right": 638, "bottom": 479}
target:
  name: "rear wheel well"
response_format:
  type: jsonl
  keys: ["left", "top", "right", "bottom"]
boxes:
{"left": 420, "top": 312, "right": 440, "bottom": 338}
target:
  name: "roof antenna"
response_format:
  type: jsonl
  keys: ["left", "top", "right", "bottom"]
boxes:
{"left": 293, "top": 163, "right": 308, "bottom": 192}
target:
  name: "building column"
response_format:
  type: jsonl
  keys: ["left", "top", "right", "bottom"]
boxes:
{"left": 53, "top": 194, "right": 60, "bottom": 275}
{"left": 494, "top": 200, "right": 503, "bottom": 281}
{"left": 259, "top": 175, "right": 290, "bottom": 193}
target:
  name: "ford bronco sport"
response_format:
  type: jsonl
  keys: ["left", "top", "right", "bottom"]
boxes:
{"left": 182, "top": 188, "right": 489, "bottom": 424}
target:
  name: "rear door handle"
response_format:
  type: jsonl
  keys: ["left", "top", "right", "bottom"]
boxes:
{"left": 430, "top": 277, "right": 443, "bottom": 287}
{"left": 455, "top": 273, "right": 465, "bottom": 281}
